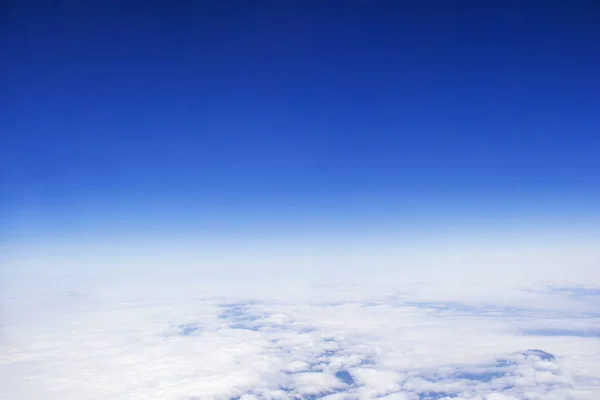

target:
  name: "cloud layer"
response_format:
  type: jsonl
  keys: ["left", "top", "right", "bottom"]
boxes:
{"left": 2, "top": 283, "right": 599, "bottom": 400}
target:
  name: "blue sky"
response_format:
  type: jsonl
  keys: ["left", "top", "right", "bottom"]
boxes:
{"left": 2, "top": 1, "right": 599, "bottom": 243}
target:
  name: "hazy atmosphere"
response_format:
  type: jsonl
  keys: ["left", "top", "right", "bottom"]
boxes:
{"left": 2, "top": 2, "right": 599, "bottom": 399}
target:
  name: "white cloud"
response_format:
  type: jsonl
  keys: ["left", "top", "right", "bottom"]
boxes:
{"left": 292, "top": 372, "right": 348, "bottom": 396}
{"left": 377, "top": 394, "right": 409, "bottom": 400}
{"left": 2, "top": 281, "right": 599, "bottom": 400}
{"left": 2, "top": 232, "right": 600, "bottom": 399}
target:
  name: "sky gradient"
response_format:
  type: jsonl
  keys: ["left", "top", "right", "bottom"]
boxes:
{"left": 2, "top": 2, "right": 599, "bottom": 244}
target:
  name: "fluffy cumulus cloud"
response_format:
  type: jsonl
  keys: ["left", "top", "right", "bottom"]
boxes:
{"left": 1, "top": 283, "right": 599, "bottom": 400}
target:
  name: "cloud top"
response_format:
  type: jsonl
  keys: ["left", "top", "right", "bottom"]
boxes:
{"left": 2, "top": 284, "right": 599, "bottom": 399}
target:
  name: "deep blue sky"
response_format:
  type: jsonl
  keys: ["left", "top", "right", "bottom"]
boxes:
{"left": 2, "top": 1, "right": 599, "bottom": 239}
